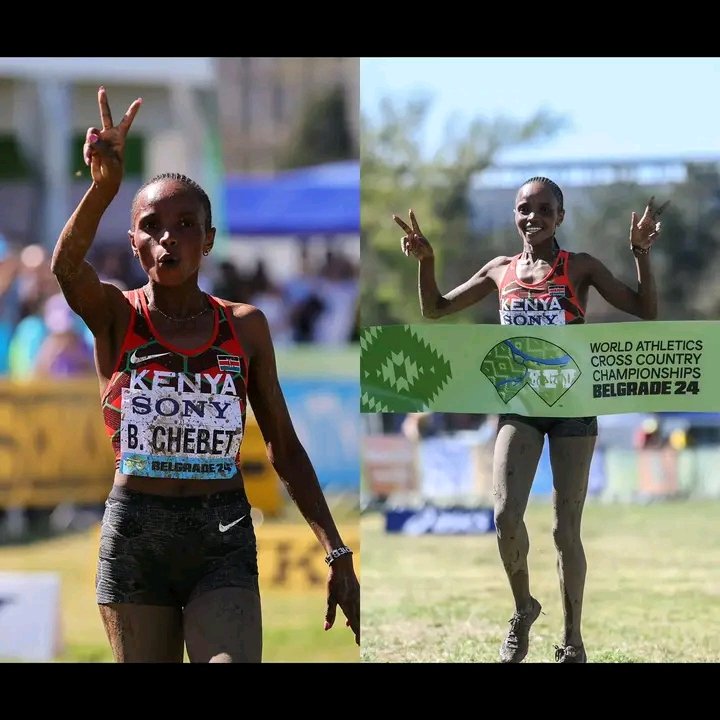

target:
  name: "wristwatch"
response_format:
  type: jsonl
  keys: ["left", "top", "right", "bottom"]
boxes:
{"left": 325, "top": 546, "right": 353, "bottom": 565}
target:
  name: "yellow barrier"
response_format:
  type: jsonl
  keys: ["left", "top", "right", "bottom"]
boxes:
{"left": 257, "top": 523, "right": 360, "bottom": 592}
{"left": 239, "top": 418, "right": 283, "bottom": 516}
{"left": 0, "top": 378, "right": 282, "bottom": 514}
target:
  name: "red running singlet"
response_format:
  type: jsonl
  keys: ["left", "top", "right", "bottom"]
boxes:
{"left": 497, "top": 250, "right": 585, "bottom": 326}
{"left": 101, "top": 289, "right": 249, "bottom": 480}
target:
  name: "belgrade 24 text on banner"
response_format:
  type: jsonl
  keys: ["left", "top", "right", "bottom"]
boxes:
{"left": 360, "top": 321, "right": 717, "bottom": 416}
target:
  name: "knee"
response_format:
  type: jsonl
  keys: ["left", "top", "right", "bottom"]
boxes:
{"left": 552, "top": 522, "right": 580, "bottom": 553}
{"left": 494, "top": 506, "right": 522, "bottom": 539}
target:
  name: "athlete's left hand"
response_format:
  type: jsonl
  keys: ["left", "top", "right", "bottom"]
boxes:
{"left": 630, "top": 196, "right": 669, "bottom": 251}
{"left": 325, "top": 556, "right": 360, "bottom": 645}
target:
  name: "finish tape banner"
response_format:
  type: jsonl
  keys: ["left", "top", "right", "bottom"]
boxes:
{"left": 360, "top": 321, "right": 719, "bottom": 416}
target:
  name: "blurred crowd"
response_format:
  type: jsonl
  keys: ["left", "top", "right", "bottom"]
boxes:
{"left": 212, "top": 246, "right": 359, "bottom": 347}
{"left": 369, "top": 411, "right": 720, "bottom": 452}
{"left": 378, "top": 413, "right": 499, "bottom": 445}
{"left": 0, "top": 233, "right": 359, "bottom": 381}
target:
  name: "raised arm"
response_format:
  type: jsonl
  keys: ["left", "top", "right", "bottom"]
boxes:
{"left": 394, "top": 209, "right": 503, "bottom": 319}
{"left": 50, "top": 87, "right": 142, "bottom": 336}
{"left": 242, "top": 306, "right": 360, "bottom": 644}
{"left": 583, "top": 197, "right": 668, "bottom": 320}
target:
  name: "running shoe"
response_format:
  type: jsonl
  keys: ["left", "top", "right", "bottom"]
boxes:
{"left": 499, "top": 597, "right": 542, "bottom": 663}
{"left": 554, "top": 644, "right": 587, "bottom": 663}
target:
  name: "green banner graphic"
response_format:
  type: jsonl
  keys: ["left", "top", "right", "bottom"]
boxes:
{"left": 360, "top": 322, "right": 717, "bottom": 415}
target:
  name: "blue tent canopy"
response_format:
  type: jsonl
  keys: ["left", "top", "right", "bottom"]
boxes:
{"left": 224, "top": 160, "right": 359, "bottom": 236}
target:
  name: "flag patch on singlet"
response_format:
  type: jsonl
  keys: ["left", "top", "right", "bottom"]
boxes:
{"left": 217, "top": 355, "right": 241, "bottom": 372}
{"left": 548, "top": 285, "right": 566, "bottom": 296}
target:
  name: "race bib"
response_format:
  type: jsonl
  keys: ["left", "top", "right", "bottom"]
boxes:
{"left": 119, "top": 387, "right": 243, "bottom": 479}
{"left": 499, "top": 309, "right": 565, "bottom": 325}
{"left": 500, "top": 297, "right": 566, "bottom": 326}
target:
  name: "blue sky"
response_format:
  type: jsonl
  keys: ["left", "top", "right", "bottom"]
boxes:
{"left": 361, "top": 58, "right": 720, "bottom": 164}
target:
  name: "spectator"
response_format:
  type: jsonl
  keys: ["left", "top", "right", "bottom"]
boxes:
{"left": 634, "top": 417, "right": 664, "bottom": 449}
{"left": 0, "top": 234, "right": 21, "bottom": 374}
{"left": 249, "top": 261, "right": 293, "bottom": 346}
{"left": 33, "top": 293, "right": 94, "bottom": 377}
{"left": 213, "top": 259, "right": 252, "bottom": 303}
{"left": 8, "top": 293, "right": 48, "bottom": 379}
{"left": 284, "top": 246, "right": 325, "bottom": 343}
{"left": 314, "top": 250, "right": 358, "bottom": 344}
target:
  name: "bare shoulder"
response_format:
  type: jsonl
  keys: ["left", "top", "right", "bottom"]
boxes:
{"left": 567, "top": 251, "right": 604, "bottom": 273}
{"left": 487, "top": 254, "right": 514, "bottom": 268}
{"left": 480, "top": 254, "right": 514, "bottom": 279}
{"left": 218, "top": 300, "right": 271, "bottom": 353}
{"left": 220, "top": 299, "right": 264, "bottom": 320}
{"left": 104, "top": 278, "right": 132, "bottom": 306}
{"left": 567, "top": 251, "right": 596, "bottom": 265}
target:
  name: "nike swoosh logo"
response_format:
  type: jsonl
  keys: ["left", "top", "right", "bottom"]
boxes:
{"left": 129, "top": 349, "right": 171, "bottom": 366}
{"left": 218, "top": 515, "right": 247, "bottom": 532}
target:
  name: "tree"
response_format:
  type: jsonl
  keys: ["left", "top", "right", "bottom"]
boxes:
{"left": 280, "top": 85, "right": 355, "bottom": 169}
{"left": 361, "top": 95, "right": 566, "bottom": 325}
{"left": 556, "top": 167, "right": 720, "bottom": 321}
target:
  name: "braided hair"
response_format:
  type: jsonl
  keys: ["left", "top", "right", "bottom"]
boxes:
{"left": 519, "top": 176, "right": 564, "bottom": 250}
{"left": 521, "top": 176, "right": 564, "bottom": 211}
{"left": 131, "top": 172, "right": 213, "bottom": 231}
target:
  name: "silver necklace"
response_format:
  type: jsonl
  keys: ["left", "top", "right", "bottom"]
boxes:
{"left": 145, "top": 291, "right": 212, "bottom": 323}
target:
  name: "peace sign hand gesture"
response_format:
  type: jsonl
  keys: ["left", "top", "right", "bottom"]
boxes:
{"left": 393, "top": 209, "right": 434, "bottom": 261}
{"left": 630, "top": 196, "right": 669, "bottom": 251}
{"left": 83, "top": 86, "right": 142, "bottom": 198}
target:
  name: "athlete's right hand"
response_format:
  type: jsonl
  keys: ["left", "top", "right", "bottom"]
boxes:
{"left": 83, "top": 86, "right": 142, "bottom": 197}
{"left": 630, "top": 196, "right": 669, "bottom": 251}
{"left": 393, "top": 209, "right": 434, "bottom": 261}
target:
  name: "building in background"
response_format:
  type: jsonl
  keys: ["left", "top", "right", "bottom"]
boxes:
{"left": 0, "top": 57, "right": 359, "bottom": 252}
{"left": 0, "top": 57, "right": 361, "bottom": 513}
{"left": 214, "top": 58, "right": 360, "bottom": 289}
{"left": 0, "top": 57, "right": 216, "bottom": 251}
{"left": 469, "top": 156, "right": 719, "bottom": 235}
{"left": 216, "top": 58, "right": 359, "bottom": 173}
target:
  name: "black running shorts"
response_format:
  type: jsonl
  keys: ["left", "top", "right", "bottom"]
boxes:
{"left": 96, "top": 485, "right": 259, "bottom": 606}
{"left": 497, "top": 414, "right": 598, "bottom": 438}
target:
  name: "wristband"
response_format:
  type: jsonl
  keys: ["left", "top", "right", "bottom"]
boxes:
{"left": 325, "top": 546, "right": 353, "bottom": 565}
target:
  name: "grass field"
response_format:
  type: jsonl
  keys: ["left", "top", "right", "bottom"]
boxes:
{"left": 360, "top": 499, "right": 720, "bottom": 663}
{"left": 0, "top": 507, "right": 359, "bottom": 663}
